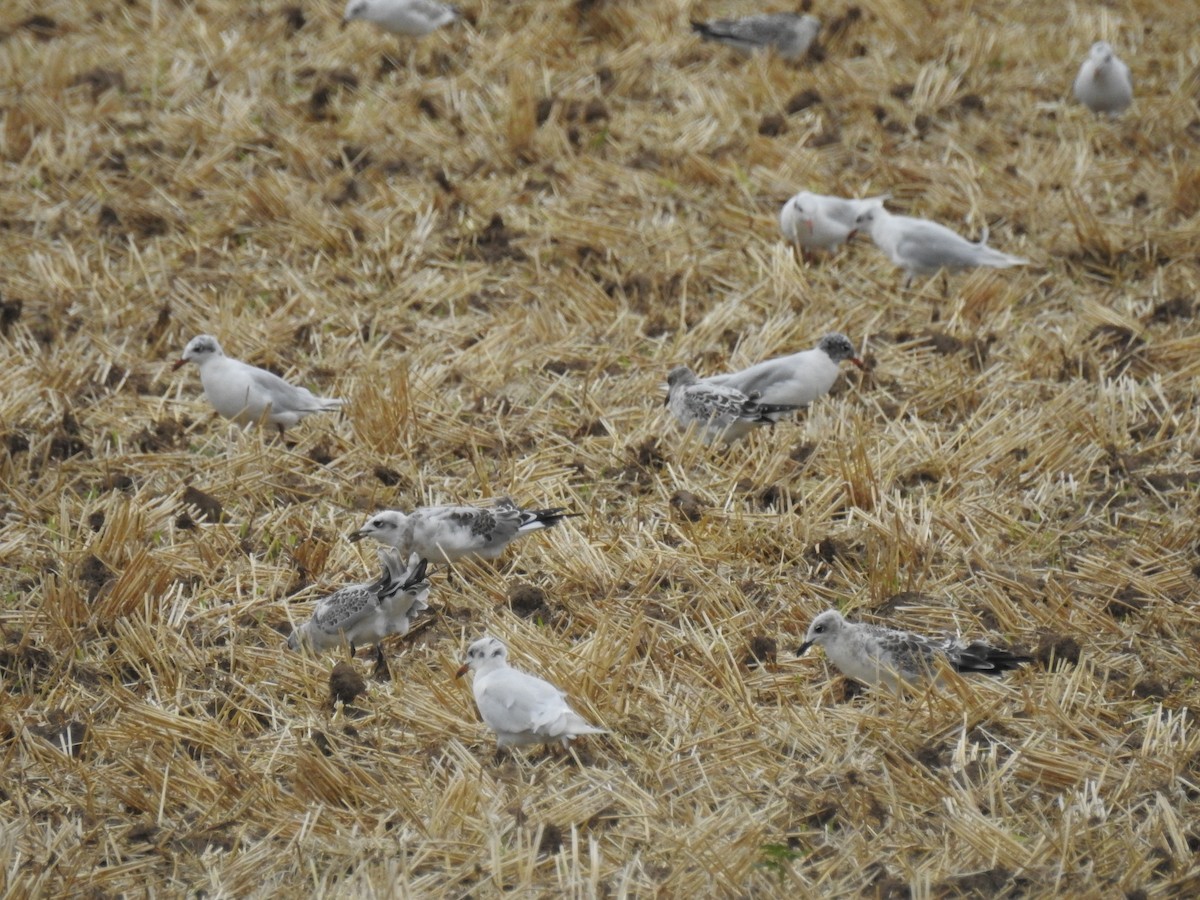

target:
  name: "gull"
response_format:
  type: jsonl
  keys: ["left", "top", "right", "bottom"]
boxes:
{"left": 342, "top": 0, "right": 459, "bottom": 36}
{"left": 1073, "top": 41, "right": 1132, "bottom": 115}
{"left": 455, "top": 636, "right": 606, "bottom": 751}
{"left": 172, "top": 335, "right": 343, "bottom": 435}
{"left": 779, "top": 191, "right": 889, "bottom": 260}
{"left": 702, "top": 333, "right": 864, "bottom": 408}
{"left": 666, "top": 365, "right": 802, "bottom": 446}
{"left": 691, "top": 13, "right": 820, "bottom": 61}
{"left": 797, "top": 609, "right": 1032, "bottom": 693}
{"left": 854, "top": 204, "right": 1028, "bottom": 288}
{"left": 349, "top": 499, "right": 580, "bottom": 563}
{"left": 288, "top": 551, "right": 431, "bottom": 677}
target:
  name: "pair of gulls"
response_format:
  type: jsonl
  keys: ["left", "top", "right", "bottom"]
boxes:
{"left": 293, "top": 498, "right": 601, "bottom": 750}
{"left": 780, "top": 193, "right": 1028, "bottom": 285}
{"left": 666, "top": 332, "right": 864, "bottom": 446}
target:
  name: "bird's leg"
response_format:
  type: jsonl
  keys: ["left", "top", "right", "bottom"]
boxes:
{"left": 349, "top": 642, "right": 358, "bottom": 660}
{"left": 373, "top": 644, "right": 391, "bottom": 682}
{"left": 940, "top": 272, "right": 949, "bottom": 298}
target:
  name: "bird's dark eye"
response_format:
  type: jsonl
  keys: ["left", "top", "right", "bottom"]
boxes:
{"left": 492, "top": 649, "right": 502, "bottom": 657}
{"left": 814, "top": 624, "right": 825, "bottom": 633}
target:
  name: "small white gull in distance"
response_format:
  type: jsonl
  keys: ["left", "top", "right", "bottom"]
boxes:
{"left": 703, "top": 333, "right": 864, "bottom": 408}
{"left": 455, "top": 636, "right": 606, "bottom": 751}
{"left": 1073, "top": 41, "right": 1132, "bottom": 115}
{"left": 288, "top": 550, "right": 430, "bottom": 664}
{"left": 854, "top": 204, "right": 1028, "bottom": 287}
{"left": 691, "top": 13, "right": 820, "bottom": 61}
{"left": 666, "top": 365, "right": 802, "bottom": 446}
{"left": 349, "top": 499, "right": 580, "bottom": 563}
{"left": 172, "top": 335, "right": 343, "bottom": 434}
{"left": 342, "top": 0, "right": 459, "bottom": 36}
{"left": 798, "top": 609, "right": 1032, "bottom": 693}
{"left": 780, "top": 191, "right": 889, "bottom": 259}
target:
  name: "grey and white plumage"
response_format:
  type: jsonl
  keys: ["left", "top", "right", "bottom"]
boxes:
{"left": 797, "top": 609, "right": 1032, "bottom": 693}
{"left": 691, "top": 13, "right": 820, "bottom": 61}
{"left": 1073, "top": 41, "right": 1132, "bottom": 115}
{"left": 455, "top": 636, "right": 606, "bottom": 749}
{"left": 702, "top": 333, "right": 864, "bottom": 409}
{"left": 342, "top": 0, "right": 459, "bottom": 35}
{"left": 287, "top": 551, "right": 430, "bottom": 654}
{"left": 172, "top": 335, "right": 343, "bottom": 433}
{"left": 349, "top": 499, "right": 579, "bottom": 563}
{"left": 779, "top": 191, "right": 889, "bottom": 256}
{"left": 854, "top": 204, "right": 1028, "bottom": 286}
{"left": 666, "top": 365, "right": 802, "bottom": 445}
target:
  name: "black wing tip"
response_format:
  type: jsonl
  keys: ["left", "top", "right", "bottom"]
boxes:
{"left": 957, "top": 644, "right": 1034, "bottom": 675}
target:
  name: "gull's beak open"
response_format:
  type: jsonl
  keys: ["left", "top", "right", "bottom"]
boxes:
{"left": 849, "top": 357, "right": 866, "bottom": 370}
{"left": 347, "top": 529, "right": 367, "bottom": 543}
{"left": 171, "top": 358, "right": 187, "bottom": 371}
{"left": 455, "top": 663, "right": 469, "bottom": 678}
{"left": 797, "top": 641, "right": 813, "bottom": 656}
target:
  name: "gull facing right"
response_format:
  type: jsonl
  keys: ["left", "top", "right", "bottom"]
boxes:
{"left": 702, "top": 333, "right": 864, "bottom": 409}
{"left": 456, "top": 636, "right": 606, "bottom": 751}
{"left": 854, "top": 205, "right": 1028, "bottom": 287}
{"left": 666, "top": 365, "right": 802, "bottom": 446}
{"left": 350, "top": 499, "right": 579, "bottom": 563}
{"left": 1073, "top": 41, "right": 1133, "bottom": 114}
{"left": 172, "top": 335, "right": 343, "bottom": 434}
{"left": 798, "top": 609, "right": 1032, "bottom": 693}
{"left": 691, "top": 13, "right": 820, "bottom": 61}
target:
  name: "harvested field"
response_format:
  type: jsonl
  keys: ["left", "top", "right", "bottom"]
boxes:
{"left": 2, "top": 0, "right": 1200, "bottom": 895}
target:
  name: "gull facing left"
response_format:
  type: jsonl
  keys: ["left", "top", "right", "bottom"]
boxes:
{"left": 288, "top": 551, "right": 430, "bottom": 658}
{"left": 798, "top": 609, "right": 1032, "bottom": 693}
{"left": 342, "top": 0, "right": 459, "bottom": 36}
{"left": 350, "top": 499, "right": 580, "bottom": 563}
{"left": 854, "top": 205, "right": 1028, "bottom": 287}
{"left": 172, "top": 335, "right": 343, "bottom": 434}
{"left": 666, "top": 365, "right": 802, "bottom": 445}
{"left": 455, "top": 636, "right": 606, "bottom": 750}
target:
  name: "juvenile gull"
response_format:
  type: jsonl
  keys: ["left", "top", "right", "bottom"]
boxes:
{"left": 703, "top": 333, "right": 864, "bottom": 408}
{"left": 349, "top": 499, "right": 579, "bottom": 563}
{"left": 287, "top": 551, "right": 430, "bottom": 662}
{"left": 797, "top": 609, "right": 1032, "bottom": 693}
{"left": 1073, "top": 41, "right": 1132, "bottom": 115}
{"left": 342, "top": 0, "right": 459, "bottom": 36}
{"left": 854, "top": 204, "right": 1028, "bottom": 287}
{"left": 455, "top": 636, "right": 606, "bottom": 750}
{"left": 779, "top": 191, "right": 889, "bottom": 259}
{"left": 691, "top": 13, "right": 820, "bottom": 61}
{"left": 666, "top": 365, "right": 802, "bottom": 446}
{"left": 172, "top": 335, "right": 343, "bottom": 434}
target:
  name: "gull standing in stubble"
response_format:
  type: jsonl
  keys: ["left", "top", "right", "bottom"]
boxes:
{"left": 1073, "top": 41, "right": 1132, "bottom": 115}
{"left": 665, "top": 365, "right": 803, "bottom": 446}
{"left": 798, "top": 609, "right": 1032, "bottom": 694}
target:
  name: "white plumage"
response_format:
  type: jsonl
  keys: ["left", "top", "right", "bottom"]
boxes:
{"left": 702, "top": 333, "right": 863, "bottom": 409}
{"left": 455, "top": 637, "right": 606, "bottom": 749}
{"left": 666, "top": 365, "right": 801, "bottom": 446}
{"left": 172, "top": 335, "right": 342, "bottom": 433}
{"left": 691, "top": 13, "right": 820, "bottom": 61}
{"left": 1073, "top": 41, "right": 1132, "bottom": 115}
{"left": 342, "top": 0, "right": 459, "bottom": 37}
{"left": 779, "top": 191, "right": 888, "bottom": 257}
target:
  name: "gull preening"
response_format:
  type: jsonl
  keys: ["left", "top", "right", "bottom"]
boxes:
{"left": 1073, "top": 41, "right": 1133, "bottom": 115}
{"left": 854, "top": 205, "right": 1028, "bottom": 287}
{"left": 666, "top": 365, "right": 802, "bottom": 446}
{"left": 702, "top": 333, "right": 864, "bottom": 409}
{"left": 780, "top": 191, "right": 889, "bottom": 259}
{"left": 349, "top": 499, "right": 580, "bottom": 563}
{"left": 455, "top": 636, "right": 606, "bottom": 750}
{"left": 172, "top": 335, "right": 343, "bottom": 434}
{"left": 342, "top": 0, "right": 459, "bottom": 36}
{"left": 797, "top": 609, "right": 1032, "bottom": 693}
{"left": 287, "top": 551, "right": 430, "bottom": 658}
{"left": 691, "top": 13, "right": 820, "bottom": 61}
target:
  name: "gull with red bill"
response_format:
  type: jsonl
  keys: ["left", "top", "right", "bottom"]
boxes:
{"left": 701, "top": 333, "right": 865, "bottom": 409}
{"left": 172, "top": 335, "right": 343, "bottom": 434}
{"left": 455, "top": 636, "right": 606, "bottom": 751}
